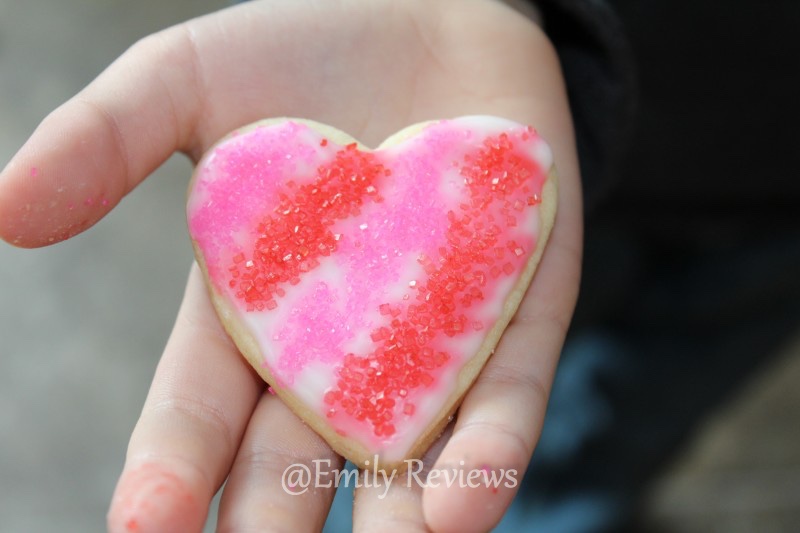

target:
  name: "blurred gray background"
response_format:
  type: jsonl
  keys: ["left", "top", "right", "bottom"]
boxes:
{"left": 0, "top": 1, "right": 798, "bottom": 532}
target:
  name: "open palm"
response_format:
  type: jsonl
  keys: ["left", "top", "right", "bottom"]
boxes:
{"left": 0, "top": 0, "right": 582, "bottom": 531}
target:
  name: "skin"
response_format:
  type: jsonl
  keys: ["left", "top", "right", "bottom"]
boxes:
{"left": 0, "top": 0, "right": 582, "bottom": 531}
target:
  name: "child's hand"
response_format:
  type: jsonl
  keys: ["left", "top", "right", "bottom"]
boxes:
{"left": 0, "top": 0, "right": 581, "bottom": 531}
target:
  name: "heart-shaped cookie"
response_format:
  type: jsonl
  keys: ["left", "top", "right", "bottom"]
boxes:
{"left": 187, "top": 116, "right": 556, "bottom": 468}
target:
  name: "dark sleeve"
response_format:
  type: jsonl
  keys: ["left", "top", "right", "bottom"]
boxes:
{"left": 531, "top": 0, "right": 637, "bottom": 214}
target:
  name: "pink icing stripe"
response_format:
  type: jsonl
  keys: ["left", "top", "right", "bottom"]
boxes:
{"left": 270, "top": 128, "right": 467, "bottom": 377}
{"left": 188, "top": 123, "right": 333, "bottom": 281}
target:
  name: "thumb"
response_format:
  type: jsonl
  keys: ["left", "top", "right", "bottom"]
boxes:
{"left": 0, "top": 25, "right": 202, "bottom": 248}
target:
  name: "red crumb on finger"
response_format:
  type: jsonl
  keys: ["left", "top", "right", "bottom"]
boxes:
{"left": 108, "top": 462, "right": 207, "bottom": 533}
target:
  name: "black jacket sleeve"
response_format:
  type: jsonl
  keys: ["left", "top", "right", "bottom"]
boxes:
{"left": 531, "top": 0, "right": 636, "bottom": 213}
